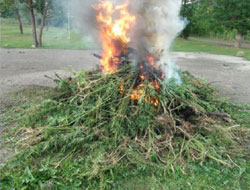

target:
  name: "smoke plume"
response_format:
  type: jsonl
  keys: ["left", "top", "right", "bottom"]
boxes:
{"left": 71, "top": 0, "right": 184, "bottom": 82}
{"left": 132, "top": 0, "right": 184, "bottom": 83}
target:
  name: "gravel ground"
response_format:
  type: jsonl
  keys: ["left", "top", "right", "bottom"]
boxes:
{"left": 1, "top": 49, "right": 250, "bottom": 104}
{"left": 1, "top": 48, "right": 250, "bottom": 163}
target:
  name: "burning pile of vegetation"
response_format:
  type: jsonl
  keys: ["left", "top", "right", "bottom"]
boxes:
{"left": 1, "top": 0, "right": 249, "bottom": 189}
{"left": 1, "top": 66, "right": 249, "bottom": 189}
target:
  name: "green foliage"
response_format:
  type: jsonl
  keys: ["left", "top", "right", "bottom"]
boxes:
{"left": 47, "top": 0, "right": 68, "bottom": 27}
{"left": 188, "top": 0, "right": 224, "bottom": 35}
{"left": 208, "top": 29, "right": 238, "bottom": 41}
{"left": 0, "top": 0, "right": 18, "bottom": 17}
{"left": 180, "top": 0, "right": 195, "bottom": 39}
{"left": 0, "top": 0, "right": 30, "bottom": 25}
{"left": 182, "top": 0, "right": 250, "bottom": 38}
{"left": 34, "top": 0, "right": 50, "bottom": 13}
{"left": 213, "top": 0, "right": 250, "bottom": 35}
{"left": 0, "top": 67, "right": 249, "bottom": 189}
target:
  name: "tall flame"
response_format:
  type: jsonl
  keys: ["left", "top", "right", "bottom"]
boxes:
{"left": 95, "top": 0, "right": 161, "bottom": 106}
{"left": 95, "top": 0, "right": 136, "bottom": 74}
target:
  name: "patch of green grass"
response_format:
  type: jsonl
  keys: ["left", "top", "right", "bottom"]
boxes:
{"left": 173, "top": 38, "right": 250, "bottom": 60}
{"left": 42, "top": 29, "right": 97, "bottom": 50}
{"left": 0, "top": 19, "right": 96, "bottom": 49}
{"left": 0, "top": 23, "right": 33, "bottom": 48}
{"left": 1, "top": 19, "right": 250, "bottom": 61}
{"left": 0, "top": 85, "right": 62, "bottom": 129}
{"left": 121, "top": 160, "right": 250, "bottom": 190}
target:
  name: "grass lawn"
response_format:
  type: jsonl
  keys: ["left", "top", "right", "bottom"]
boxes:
{"left": 173, "top": 38, "right": 250, "bottom": 60}
{"left": 1, "top": 19, "right": 250, "bottom": 60}
{"left": 0, "top": 19, "right": 96, "bottom": 50}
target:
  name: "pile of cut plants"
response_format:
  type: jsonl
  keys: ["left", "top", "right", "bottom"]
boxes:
{"left": 0, "top": 66, "right": 249, "bottom": 189}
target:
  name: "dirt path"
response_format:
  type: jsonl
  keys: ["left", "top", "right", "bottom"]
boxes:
{"left": 174, "top": 52, "right": 250, "bottom": 103}
{"left": 0, "top": 49, "right": 99, "bottom": 107}
{"left": 1, "top": 48, "right": 250, "bottom": 105}
{"left": 189, "top": 37, "right": 250, "bottom": 49}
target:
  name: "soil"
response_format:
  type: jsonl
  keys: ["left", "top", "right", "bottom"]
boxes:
{"left": 173, "top": 52, "right": 250, "bottom": 104}
{"left": 1, "top": 48, "right": 250, "bottom": 163}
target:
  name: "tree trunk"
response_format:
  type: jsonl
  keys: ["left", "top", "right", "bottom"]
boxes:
{"left": 235, "top": 31, "right": 243, "bottom": 48}
{"left": 15, "top": 9, "right": 23, "bottom": 34}
{"left": 38, "top": 3, "right": 49, "bottom": 47}
{"left": 46, "top": 20, "right": 49, "bottom": 31}
{"left": 27, "top": 0, "right": 38, "bottom": 48}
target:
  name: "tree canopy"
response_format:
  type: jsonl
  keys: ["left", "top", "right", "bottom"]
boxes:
{"left": 213, "top": 0, "right": 250, "bottom": 35}
{"left": 0, "top": 0, "right": 20, "bottom": 16}
{"left": 180, "top": 0, "right": 250, "bottom": 47}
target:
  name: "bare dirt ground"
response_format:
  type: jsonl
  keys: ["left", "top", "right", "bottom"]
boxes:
{"left": 1, "top": 48, "right": 250, "bottom": 163}
{"left": 1, "top": 48, "right": 250, "bottom": 104}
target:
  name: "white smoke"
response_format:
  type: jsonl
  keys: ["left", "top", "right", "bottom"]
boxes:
{"left": 132, "top": 0, "right": 184, "bottom": 83}
{"left": 71, "top": 0, "right": 184, "bottom": 82}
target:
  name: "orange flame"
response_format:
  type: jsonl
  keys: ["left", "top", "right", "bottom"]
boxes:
{"left": 130, "top": 81, "right": 160, "bottom": 106}
{"left": 146, "top": 56, "right": 155, "bottom": 67}
{"left": 95, "top": 0, "right": 136, "bottom": 74}
{"left": 130, "top": 56, "right": 161, "bottom": 106}
{"left": 95, "top": 1, "right": 161, "bottom": 106}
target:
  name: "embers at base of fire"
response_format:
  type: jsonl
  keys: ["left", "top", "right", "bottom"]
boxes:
{"left": 93, "top": 47, "right": 164, "bottom": 106}
{"left": 93, "top": 46, "right": 135, "bottom": 69}
{"left": 129, "top": 58, "right": 163, "bottom": 106}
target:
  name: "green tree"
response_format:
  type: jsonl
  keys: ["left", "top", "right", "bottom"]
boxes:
{"left": 181, "top": 0, "right": 195, "bottom": 39}
{"left": 26, "top": 0, "right": 39, "bottom": 47}
{"left": 189, "top": 0, "right": 223, "bottom": 36}
{"left": 24, "top": 0, "right": 51, "bottom": 47}
{"left": 0, "top": 0, "right": 24, "bottom": 34}
{"left": 213, "top": 0, "right": 250, "bottom": 48}
{"left": 34, "top": 0, "right": 51, "bottom": 46}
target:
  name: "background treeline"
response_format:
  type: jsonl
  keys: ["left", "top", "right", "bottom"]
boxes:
{"left": 0, "top": 0, "right": 250, "bottom": 48}
{"left": 181, "top": 0, "right": 250, "bottom": 47}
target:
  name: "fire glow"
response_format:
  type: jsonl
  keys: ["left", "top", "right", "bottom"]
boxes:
{"left": 95, "top": 0, "right": 162, "bottom": 106}
{"left": 95, "top": 0, "right": 136, "bottom": 74}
